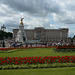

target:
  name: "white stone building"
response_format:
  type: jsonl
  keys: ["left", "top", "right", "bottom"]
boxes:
{"left": 13, "top": 27, "right": 68, "bottom": 42}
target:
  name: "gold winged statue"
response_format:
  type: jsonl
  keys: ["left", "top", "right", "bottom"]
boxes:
{"left": 20, "top": 18, "right": 24, "bottom": 25}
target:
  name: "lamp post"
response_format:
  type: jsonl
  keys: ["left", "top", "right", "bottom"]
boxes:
{"left": 1, "top": 24, "right": 6, "bottom": 47}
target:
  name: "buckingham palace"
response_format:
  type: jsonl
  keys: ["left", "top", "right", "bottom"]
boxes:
{"left": 13, "top": 27, "right": 68, "bottom": 42}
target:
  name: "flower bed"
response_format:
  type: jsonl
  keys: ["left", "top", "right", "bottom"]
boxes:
{"left": 55, "top": 45, "right": 75, "bottom": 52}
{"left": 0, "top": 46, "right": 56, "bottom": 51}
{"left": 56, "top": 45, "right": 75, "bottom": 49}
{"left": 0, "top": 63, "right": 75, "bottom": 70}
{"left": 0, "top": 56, "right": 75, "bottom": 65}
{"left": 0, "top": 56, "right": 75, "bottom": 69}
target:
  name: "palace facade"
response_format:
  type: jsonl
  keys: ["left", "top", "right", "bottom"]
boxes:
{"left": 13, "top": 27, "right": 68, "bottom": 42}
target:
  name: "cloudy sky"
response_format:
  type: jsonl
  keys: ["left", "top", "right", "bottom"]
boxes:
{"left": 0, "top": 0, "right": 75, "bottom": 37}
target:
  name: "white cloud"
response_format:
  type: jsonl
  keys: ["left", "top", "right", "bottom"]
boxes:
{"left": 0, "top": 0, "right": 75, "bottom": 37}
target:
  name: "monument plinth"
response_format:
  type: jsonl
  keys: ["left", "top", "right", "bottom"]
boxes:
{"left": 15, "top": 18, "right": 27, "bottom": 43}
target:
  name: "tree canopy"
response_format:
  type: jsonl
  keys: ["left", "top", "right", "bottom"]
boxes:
{"left": 0, "top": 30, "right": 13, "bottom": 40}
{"left": 73, "top": 35, "right": 75, "bottom": 38}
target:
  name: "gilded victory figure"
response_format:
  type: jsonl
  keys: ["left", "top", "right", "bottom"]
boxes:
{"left": 20, "top": 18, "right": 24, "bottom": 25}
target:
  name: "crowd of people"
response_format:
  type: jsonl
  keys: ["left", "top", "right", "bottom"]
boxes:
{"left": 0, "top": 39, "right": 75, "bottom": 48}
{"left": 0, "top": 38, "right": 75, "bottom": 48}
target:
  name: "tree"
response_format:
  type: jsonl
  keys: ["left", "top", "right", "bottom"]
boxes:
{"left": 73, "top": 35, "right": 75, "bottom": 38}
{"left": 0, "top": 30, "right": 13, "bottom": 40}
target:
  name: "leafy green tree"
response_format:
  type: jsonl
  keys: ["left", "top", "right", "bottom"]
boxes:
{"left": 73, "top": 35, "right": 75, "bottom": 38}
{"left": 0, "top": 30, "right": 13, "bottom": 40}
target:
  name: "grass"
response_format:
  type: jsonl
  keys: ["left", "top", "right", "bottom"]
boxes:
{"left": 0, "top": 48, "right": 75, "bottom": 75}
{"left": 0, "top": 48, "right": 75, "bottom": 57}
{"left": 0, "top": 67, "right": 75, "bottom": 75}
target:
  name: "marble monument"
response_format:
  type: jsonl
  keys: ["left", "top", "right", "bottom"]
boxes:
{"left": 15, "top": 18, "right": 27, "bottom": 43}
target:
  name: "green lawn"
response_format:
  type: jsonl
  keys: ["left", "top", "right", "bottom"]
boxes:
{"left": 0, "top": 48, "right": 75, "bottom": 75}
{"left": 0, "top": 48, "right": 75, "bottom": 57}
{"left": 0, "top": 67, "right": 75, "bottom": 75}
